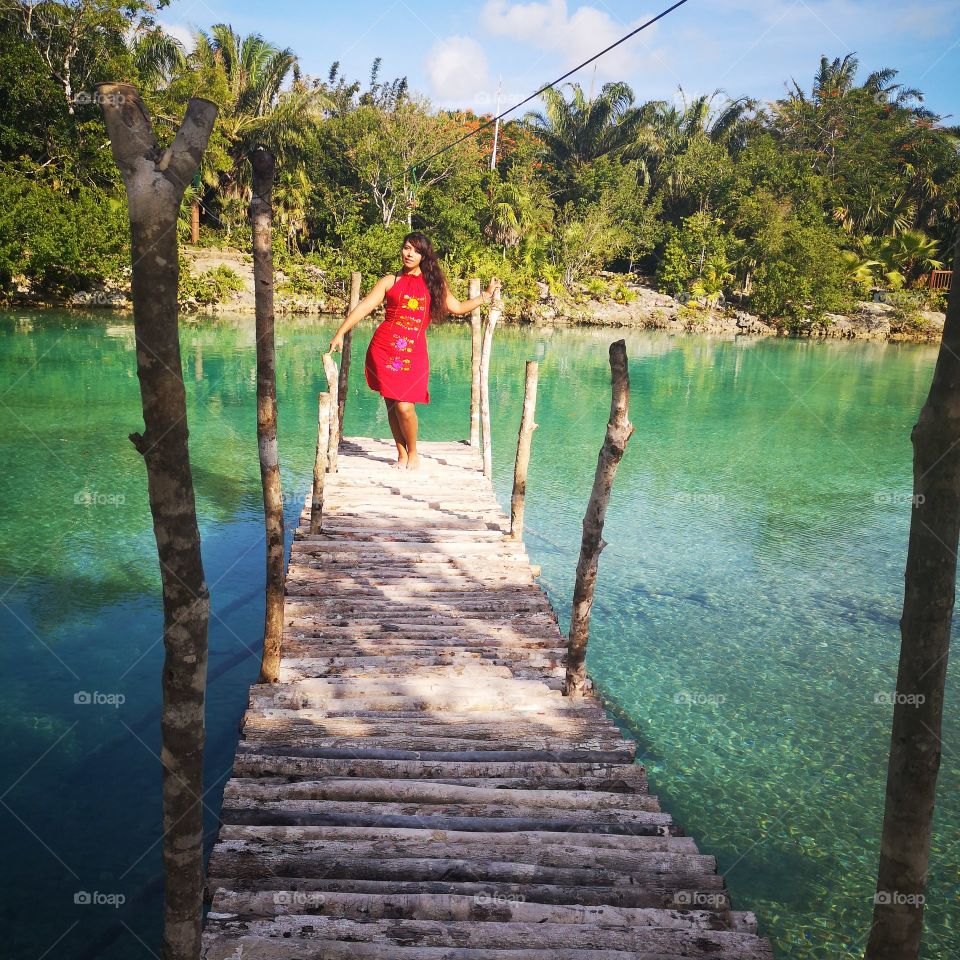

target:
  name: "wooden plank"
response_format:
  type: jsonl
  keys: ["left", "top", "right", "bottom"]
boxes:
{"left": 202, "top": 436, "right": 772, "bottom": 959}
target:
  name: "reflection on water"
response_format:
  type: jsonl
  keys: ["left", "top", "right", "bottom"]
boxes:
{"left": 0, "top": 309, "right": 955, "bottom": 959}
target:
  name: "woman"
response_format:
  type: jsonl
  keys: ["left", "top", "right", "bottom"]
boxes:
{"left": 329, "top": 232, "right": 500, "bottom": 470}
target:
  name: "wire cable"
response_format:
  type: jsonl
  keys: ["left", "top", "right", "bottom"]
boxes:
{"left": 384, "top": 0, "right": 692, "bottom": 186}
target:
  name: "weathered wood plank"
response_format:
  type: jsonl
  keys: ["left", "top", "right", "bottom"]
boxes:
{"left": 202, "top": 437, "right": 771, "bottom": 959}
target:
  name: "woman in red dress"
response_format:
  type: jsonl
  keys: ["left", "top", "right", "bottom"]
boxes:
{"left": 330, "top": 232, "right": 499, "bottom": 470}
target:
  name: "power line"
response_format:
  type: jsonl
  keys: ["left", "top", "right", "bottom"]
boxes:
{"left": 388, "top": 0, "right": 692, "bottom": 186}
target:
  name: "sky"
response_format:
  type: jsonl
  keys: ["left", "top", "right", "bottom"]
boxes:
{"left": 156, "top": 0, "right": 960, "bottom": 121}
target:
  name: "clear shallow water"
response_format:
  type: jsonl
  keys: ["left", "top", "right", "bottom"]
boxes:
{"left": 0, "top": 309, "right": 956, "bottom": 959}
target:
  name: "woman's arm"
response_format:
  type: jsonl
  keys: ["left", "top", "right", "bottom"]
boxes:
{"left": 329, "top": 274, "right": 395, "bottom": 352}
{"left": 445, "top": 277, "right": 501, "bottom": 317}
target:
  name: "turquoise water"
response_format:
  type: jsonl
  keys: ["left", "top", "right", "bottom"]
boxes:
{"left": 0, "top": 309, "right": 956, "bottom": 959}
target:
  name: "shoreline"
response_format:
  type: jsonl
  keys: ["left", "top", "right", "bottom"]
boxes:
{"left": 5, "top": 293, "right": 945, "bottom": 345}
{"left": 5, "top": 247, "right": 946, "bottom": 344}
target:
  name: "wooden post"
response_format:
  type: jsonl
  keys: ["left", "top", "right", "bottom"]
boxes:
{"left": 249, "top": 147, "right": 284, "bottom": 685}
{"left": 509, "top": 360, "right": 539, "bottom": 540}
{"left": 190, "top": 197, "right": 200, "bottom": 244}
{"left": 564, "top": 339, "right": 634, "bottom": 698}
{"left": 310, "top": 393, "right": 332, "bottom": 534}
{"left": 95, "top": 81, "right": 217, "bottom": 960}
{"left": 468, "top": 278, "right": 482, "bottom": 447}
{"left": 337, "top": 270, "right": 361, "bottom": 438}
{"left": 479, "top": 288, "right": 502, "bottom": 479}
{"left": 865, "top": 233, "right": 960, "bottom": 960}
{"left": 321, "top": 352, "right": 340, "bottom": 472}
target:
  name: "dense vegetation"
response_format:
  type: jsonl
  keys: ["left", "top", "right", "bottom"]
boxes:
{"left": 1, "top": 0, "right": 957, "bottom": 324}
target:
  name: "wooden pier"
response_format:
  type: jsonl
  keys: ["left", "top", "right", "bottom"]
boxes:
{"left": 202, "top": 436, "right": 773, "bottom": 959}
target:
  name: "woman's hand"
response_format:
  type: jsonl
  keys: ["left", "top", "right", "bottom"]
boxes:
{"left": 329, "top": 332, "right": 344, "bottom": 354}
{"left": 486, "top": 278, "right": 501, "bottom": 301}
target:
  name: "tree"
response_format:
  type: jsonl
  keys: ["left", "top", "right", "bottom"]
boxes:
{"left": 750, "top": 219, "right": 852, "bottom": 322}
{"left": 631, "top": 88, "right": 757, "bottom": 205}
{"left": 96, "top": 81, "right": 216, "bottom": 960}
{"left": 3, "top": 0, "right": 165, "bottom": 112}
{"left": 865, "top": 231, "right": 960, "bottom": 960}
{"left": 249, "top": 148, "right": 284, "bottom": 684}
{"left": 656, "top": 211, "right": 731, "bottom": 299}
{"left": 526, "top": 81, "right": 645, "bottom": 184}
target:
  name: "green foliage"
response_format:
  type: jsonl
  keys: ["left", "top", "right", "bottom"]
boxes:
{"left": 750, "top": 221, "right": 853, "bottom": 323}
{"left": 0, "top": 164, "right": 129, "bottom": 294}
{"left": 656, "top": 213, "right": 731, "bottom": 299}
{"left": 178, "top": 263, "right": 244, "bottom": 305}
{"left": 0, "top": 4, "right": 958, "bottom": 333}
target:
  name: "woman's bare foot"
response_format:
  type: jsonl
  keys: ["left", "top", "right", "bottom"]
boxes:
{"left": 391, "top": 448, "right": 408, "bottom": 469}
{"left": 406, "top": 451, "right": 421, "bottom": 471}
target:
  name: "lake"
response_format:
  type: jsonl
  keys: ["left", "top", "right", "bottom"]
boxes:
{"left": 0, "top": 308, "right": 956, "bottom": 959}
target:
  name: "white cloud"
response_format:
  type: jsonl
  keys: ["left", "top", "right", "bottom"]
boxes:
{"left": 157, "top": 20, "right": 197, "bottom": 54}
{"left": 480, "top": 0, "right": 660, "bottom": 78}
{"left": 425, "top": 35, "right": 493, "bottom": 105}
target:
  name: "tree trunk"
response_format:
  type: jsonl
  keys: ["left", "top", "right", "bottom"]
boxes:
{"left": 96, "top": 82, "right": 217, "bottom": 960}
{"left": 338, "top": 271, "right": 361, "bottom": 438}
{"left": 565, "top": 340, "right": 634, "bottom": 697}
{"left": 479, "top": 289, "right": 502, "bottom": 479}
{"left": 322, "top": 353, "right": 340, "bottom": 472}
{"left": 865, "top": 233, "right": 960, "bottom": 960}
{"left": 249, "top": 148, "right": 284, "bottom": 686}
{"left": 310, "top": 393, "right": 332, "bottom": 535}
{"left": 468, "top": 278, "right": 482, "bottom": 447}
{"left": 509, "top": 360, "right": 539, "bottom": 540}
{"left": 190, "top": 198, "right": 200, "bottom": 244}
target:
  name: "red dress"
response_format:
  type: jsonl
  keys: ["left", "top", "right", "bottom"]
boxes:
{"left": 364, "top": 271, "right": 432, "bottom": 403}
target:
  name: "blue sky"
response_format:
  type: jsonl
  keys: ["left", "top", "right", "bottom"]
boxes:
{"left": 158, "top": 0, "right": 960, "bottom": 121}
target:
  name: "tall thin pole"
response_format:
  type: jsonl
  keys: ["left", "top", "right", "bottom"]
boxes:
{"left": 468, "top": 278, "right": 482, "bottom": 447}
{"left": 479, "top": 288, "right": 502, "bottom": 478}
{"left": 565, "top": 339, "right": 634, "bottom": 697}
{"left": 338, "top": 270, "right": 361, "bottom": 439}
{"left": 490, "top": 75, "right": 503, "bottom": 171}
{"left": 310, "top": 393, "right": 332, "bottom": 535}
{"left": 249, "top": 147, "right": 284, "bottom": 686}
{"left": 321, "top": 352, "right": 340, "bottom": 472}
{"left": 509, "top": 360, "right": 539, "bottom": 539}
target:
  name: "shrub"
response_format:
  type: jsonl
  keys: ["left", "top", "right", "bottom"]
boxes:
{"left": 179, "top": 263, "right": 244, "bottom": 305}
{"left": 750, "top": 221, "right": 853, "bottom": 324}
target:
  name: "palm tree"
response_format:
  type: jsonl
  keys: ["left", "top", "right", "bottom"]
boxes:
{"left": 129, "top": 27, "right": 186, "bottom": 93}
{"left": 187, "top": 24, "right": 329, "bottom": 220}
{"left": 631, "top": 88, "right": 756, "bottom": 200}
{"left": 525, "top": 81, "right": 644, "bottom": 175}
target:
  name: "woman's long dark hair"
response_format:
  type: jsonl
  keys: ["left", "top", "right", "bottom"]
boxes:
{"left": 403, "top": 232, "right": 448, "bottom": 322}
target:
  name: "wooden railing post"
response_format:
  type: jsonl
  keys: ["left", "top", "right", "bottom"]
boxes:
{"left": 310, "top": 392, "right": 332, "bottom": 534}
{"left": 468, "top": 278, "right": 482, "bottom": 447}
{"left": 509, "top": 360, "right": 539, "bottom": 540}
{"left": 338, "top": 270, "right": 361, "bottom": 438}
{"left": 564, "top": 339, "right": 634, "bottom": 697}
{"left": 479, "top": 288, "right": 502, "bottom": 479}
{"left": 321, "top": 352, "right": 340, "bottom": 472}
